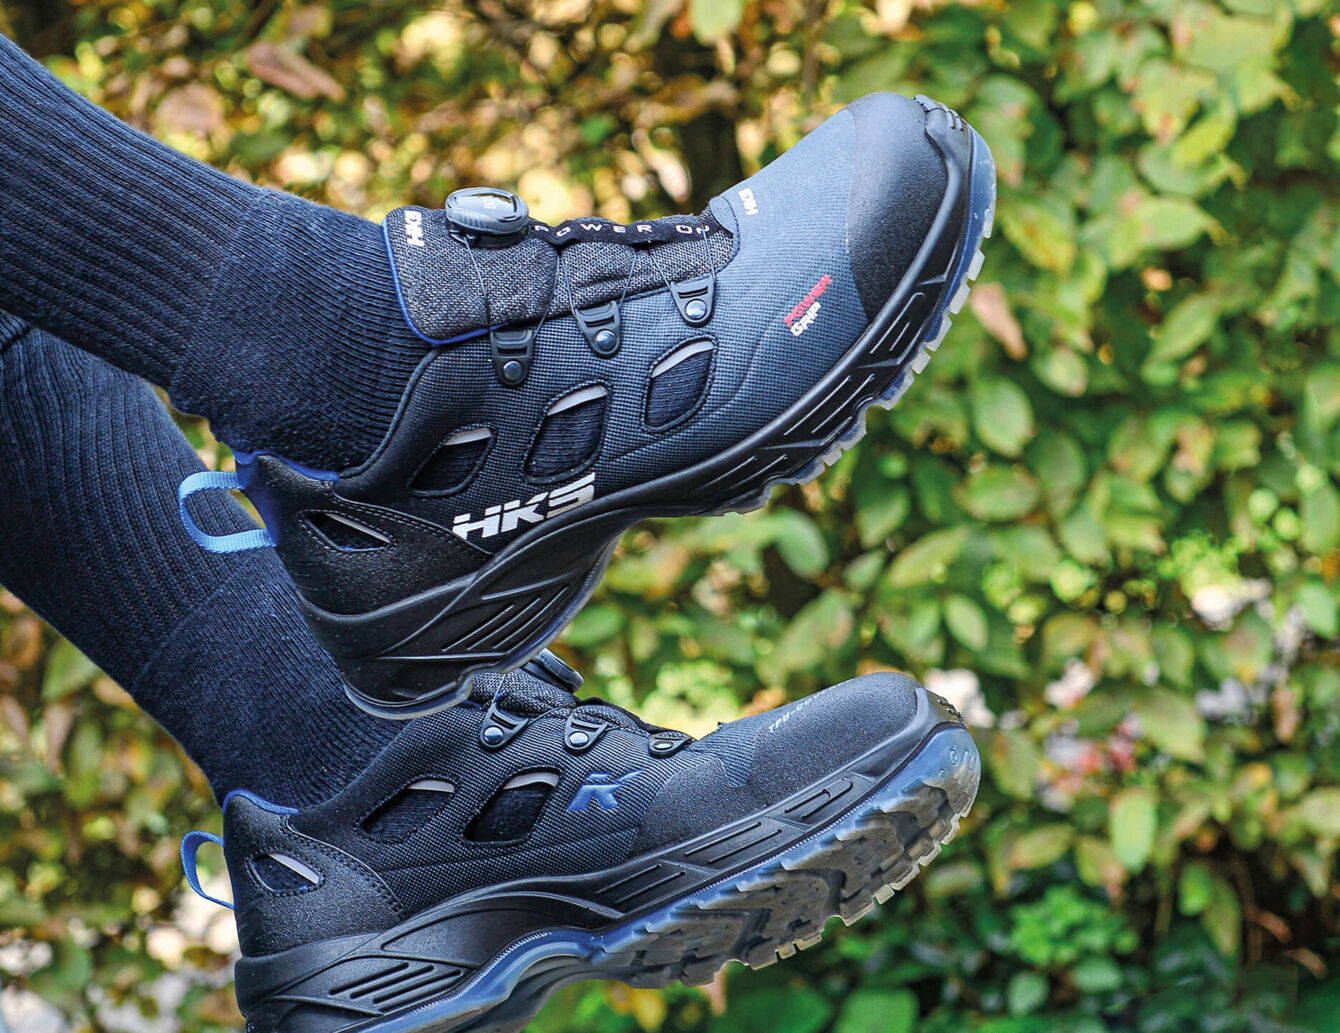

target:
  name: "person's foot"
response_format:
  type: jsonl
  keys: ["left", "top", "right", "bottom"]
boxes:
{"left": 182, "top": 94, "right": 995, "bottom": 717}
{"left": 183, "top": 655, "right": 979, "bottom": 1033}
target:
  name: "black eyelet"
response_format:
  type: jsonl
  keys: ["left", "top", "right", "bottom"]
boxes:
{"left": 490, "top": 327, "right": 536, "bottom": 386}
{"left": 480, "top": 701, "right": 530, "bottom": 749}
{"left": 564, "top": 712, "right": 610, "bottom": 753}
{"left": 648, "top": 730, "right": 692, "bottom": 756}
{"left": 670, "top": 276, "right": 715, "bottom": 327}
{"left": 574, "top": 302, "right": 621, "bottom": 357}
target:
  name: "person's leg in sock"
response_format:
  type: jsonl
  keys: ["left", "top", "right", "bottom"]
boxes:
{"left": 0, "top": 313, "right": 396, "bottom": 807}
{"left": 0, "top": 34, "right": 426, "bottom": 471}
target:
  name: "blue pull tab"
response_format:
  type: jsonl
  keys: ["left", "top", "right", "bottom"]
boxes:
{"left": 180, "top": 831, "right": 233, "bottom": 910}
{"left": 177, "top": 471, "right": 274, "bottom": 554}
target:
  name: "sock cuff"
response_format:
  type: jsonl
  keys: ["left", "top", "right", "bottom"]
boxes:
{"left": 129, "top": 553, "right": 397, "bottom": 808}
{"left": 0, "top": 35, "right": 262, "bottom": 384}
{"left": 167, "top": 191, "right": 427, "bottom": 469}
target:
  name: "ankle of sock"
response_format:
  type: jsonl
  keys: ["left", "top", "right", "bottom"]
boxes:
{"left": 0, "top": 325, "right": 398, "bottom": 807}
{"left": 133, "top": 560, "right": 399, "bottom": 807}
{"left": 169, "top": 193, "right": 431, "bottom": 472}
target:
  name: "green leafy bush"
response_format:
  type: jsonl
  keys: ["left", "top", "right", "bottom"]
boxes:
{"left": 0, "top": 1, "right": 1337, "bottom": 1030}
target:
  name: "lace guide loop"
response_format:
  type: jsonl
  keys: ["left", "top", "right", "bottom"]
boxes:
{"left": 574, "top": 301, "right": 622, "bottom": 357}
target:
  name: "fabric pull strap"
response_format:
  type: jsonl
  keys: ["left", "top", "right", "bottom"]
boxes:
{"left": 180, "top": 830, "right": 233, "bottom": 910}
{"left": 177, "top": 471, "right": 274, "bottom": 554}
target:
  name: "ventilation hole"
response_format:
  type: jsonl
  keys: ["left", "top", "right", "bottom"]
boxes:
{"left": 647, "top": 339, "right": 713, "bottom": 429}
{"left": 410, "top": 428, "right": 493, "bottom": 494}
{"left": 526, "top": 386, "right": 608, "bottom": 479}
{"left": 465, "top": 770, "right": 560, "bottom": 843}
{"left": 362, "top": 779, "right": 456, "bottom": 842}
{"left": 250, "top": 853, "right": 322, "bottom": 893}
{"left": 302, "top": 511, "right": 390, "bottom": 551}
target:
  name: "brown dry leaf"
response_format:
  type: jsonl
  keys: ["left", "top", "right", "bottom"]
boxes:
{"left": 1272, "top": 683, "right": 1299, "bottom": 743}
{"left": 0, "top": 693, "right": 29, "bottom": 743}
{"left": 4, "top": 615, "right": 43, "bottom": 669}
{"left": 970, "top": 282, "right": 1027, "bottom": 359}
{"left": 44, "top": 700, "right": 73, "bottom": 772}
{"left": 246, "top": 41, "right": 346, "bottom": 102}
{"left": 701, "top": 968, "right": 729, "bottom": 1014}
{"left": 1284, "top": 948, "right": 1327, "bottom": 979}
{"left": 156, "top": 83, "right": 224, "bottom": 135}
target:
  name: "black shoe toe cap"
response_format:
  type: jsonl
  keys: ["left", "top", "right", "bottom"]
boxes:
{"left": 844, "top": 93, "right": 952, "bottom": 320}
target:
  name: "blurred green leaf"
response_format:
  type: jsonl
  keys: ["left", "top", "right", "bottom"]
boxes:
{"left": 1299, "top": 481, "right": 1340, "bottom": 554}
{"left": 945, "top": 593, "right": 989, "bottom": 650}
{"left": 999, "top": 196, "right": 1077, "bottom": 272}
{"left": 1296, "top": 581, "right": 1339, "bottom": 639}
{"left": 834, "top": 989, "right": 917, "bottom": 1033}
{"left": 887, "top": 526, "right": 970, "bottom": 589}
{"left": 689, "top": 0, "right": 743, "bottom": 44}
{"left": 770, "top": 510, "right": 829, "bottom": 578}
{"left": 1298, "top": 788, "right": 1340, "bottom": 837}
{"left": 957, "top": 466, "right": 1041, "bottom": 521}
{"left": 1134, "top": 688, "right": 1205, "bottom": 762}
{"left": 1110, "top": 787, "right": 1157, "bottom": 872}
{"left": 1006, "top": 824, "right": 1074, "bottom": 871}
{"left": 1007, "top": 971, "right": 1049, "bottom": 1016}
{"left": 41, "top": 638, "right": 99, "bottom": 701}
{"left": 973, "top": 376, "right": 1036, "bottom": 457}
{"left": 989, "top": 728, "right": 1041, "bottom": 799}
{"left": 715, "top": 987, "right": 834, "bottom": 1033}
{"left": 1145, "top": 293, "right": 1220, "bottom": 368}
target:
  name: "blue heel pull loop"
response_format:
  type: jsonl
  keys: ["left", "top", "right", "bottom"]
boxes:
{"left": 180, "top": 831, "right": 233, "bottom": 910}
{"left": 177, "top": 471, "right": 274, "bottom": 554}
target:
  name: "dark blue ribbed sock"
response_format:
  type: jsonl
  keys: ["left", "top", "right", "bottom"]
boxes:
{"left": 0, "top": 313, "right": 397, "bottom": 806}
{"left": 0, "top": 34, "right": 426, "bottom": 471}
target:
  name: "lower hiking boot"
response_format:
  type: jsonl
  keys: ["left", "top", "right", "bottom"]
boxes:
{"left": 179, "top": 94, "right": 996, "bottom": 717}
{"left": 182, "top": 654, "right": 979, "bottom": 1033}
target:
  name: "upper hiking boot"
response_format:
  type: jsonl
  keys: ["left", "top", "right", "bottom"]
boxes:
{"left": 178, "top": 93, "right": 996, "bottom": 717}
{"left": 181, "top": 654, "right": 980, "bottom": 1033}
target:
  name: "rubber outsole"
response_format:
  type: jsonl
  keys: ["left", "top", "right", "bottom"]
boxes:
{"left": 280, "top": 725, "right": 980, "bottom": 1033}
{"left": 333, "top": 110, "right": 997, "bottom": 719}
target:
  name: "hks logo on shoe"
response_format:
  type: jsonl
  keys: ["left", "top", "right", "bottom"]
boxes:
{"left": 567, "top": 770, "right": 644, "bottom": 812}
{"left": 403, "top": 209, "right": 426, "bottom": 248}
{"left": 450, "top": 472, "right": 596, "bottom": 541}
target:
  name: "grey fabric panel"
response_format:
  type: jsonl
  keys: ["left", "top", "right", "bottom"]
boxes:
{"left": 384, "top": 209, "right": 735, "bottom": 342}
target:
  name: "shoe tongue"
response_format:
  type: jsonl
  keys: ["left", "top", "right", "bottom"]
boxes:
{"left": 467, "top": 666, "right": 576, "bottom": 717}
{"left": 382, "top": 204, "right": 733, "bottom": 350}
{"left": 466, "top": 653, "right": 644, "bottom": 730}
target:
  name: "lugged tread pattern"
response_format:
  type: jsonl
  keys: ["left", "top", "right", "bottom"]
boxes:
{"left": 594, "top": 751, "right": 978, "bottom": 990}
{"left": 442, "top": 731, "right": 980, "bottom": 1033}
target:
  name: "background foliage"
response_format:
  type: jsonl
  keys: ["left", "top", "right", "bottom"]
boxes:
{"left": 1, "top": 0, "right": 1339, "bottom": 1030}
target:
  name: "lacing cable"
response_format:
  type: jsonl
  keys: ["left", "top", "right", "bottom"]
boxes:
{"left": 465, "top": 213, "right": 724, "bottom": 380}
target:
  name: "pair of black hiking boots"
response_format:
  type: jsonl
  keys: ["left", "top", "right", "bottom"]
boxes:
{"left": 180, "top": 92, "right": 996, "bottom": 1033}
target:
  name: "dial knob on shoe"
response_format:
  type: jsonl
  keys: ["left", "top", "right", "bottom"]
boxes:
{"left": 446, "top": 187, "right": 529, "bottom": 247}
